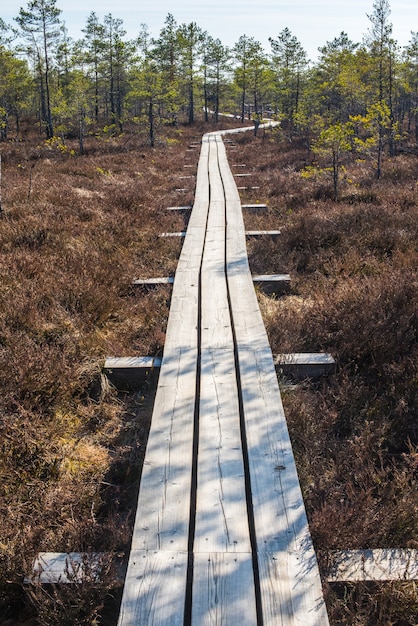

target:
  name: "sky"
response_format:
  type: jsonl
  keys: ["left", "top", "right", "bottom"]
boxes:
{"left": 2, "top": 0, "right": 417, "bottom": 61}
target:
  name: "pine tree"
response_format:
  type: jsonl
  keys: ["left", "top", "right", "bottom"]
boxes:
{"left": 16, "top": 0, "right": 62, "bottom": 138}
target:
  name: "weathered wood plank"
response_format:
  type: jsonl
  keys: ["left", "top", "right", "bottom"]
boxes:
{"left": 190, "top": 136, "right": 257, "bottom": 622}
{"left": 241, "top": 203, "right": 267, "bottom": 210}
{"left": 191, "top": 552, "right": 257, "bottom": 626}
{"left": 245, "top": 230, "right": 281, "bottom": 239}
{"left": 26, "top": 553, "right": 106, "bottom": 584}
{"left": 195, "top": 348, "right": 251, "bottom": 553}
{"left": 104, "top": 356, "right": 161, "bottom": 387}
{"left": 253, "top": 274, "right": 291, "bottom": 295}
{"left": 159, "top": 231, "right": 187, "bottom": 238}
{"left": 132, "top": 277, "right": 174, "bottom": 288}
{"left": 127, "top": 347, "right": 196, "bottom": 553}
{"left": 326, "top": 549, "right": 418, "bottom": 582}
{"left": 118, "top": 551, "right": 188, "bottom": 626}
{"left": 275, "top": 353, "right": 336, "bottom": 380}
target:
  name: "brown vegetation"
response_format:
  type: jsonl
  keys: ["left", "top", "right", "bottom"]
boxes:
{"left": 0, "top": 118, "right": 416, "bottom": 624}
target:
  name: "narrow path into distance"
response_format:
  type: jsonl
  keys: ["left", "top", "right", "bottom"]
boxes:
{"left": 117, "top": 126, "right": 329, "bottom": 626}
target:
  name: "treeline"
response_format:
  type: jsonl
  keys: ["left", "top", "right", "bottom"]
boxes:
{"left": 0, "top": 0, "right": 417, "bottom": 161}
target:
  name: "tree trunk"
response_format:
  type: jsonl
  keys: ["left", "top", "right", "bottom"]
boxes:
{"left": 149, "top": 98, "right": 155, "bottom": 147}
{"left": 43, "top": 21, "right": 54, "bottom": 139}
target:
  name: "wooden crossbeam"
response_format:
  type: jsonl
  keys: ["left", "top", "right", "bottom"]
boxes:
{"left": 252, "top": 273, "right": 291, "bottom": 295}
{"left": 159, "top": 230, "right": 281, "bottom": 239}
{"left": 132, "top": 276, "right": 174, "bottom": 287}
{"left": 241, "top": 203, "right": 267, "bottom": 210}
{"left": 325, "top": 549, "right": 418, "bottom": 582}
{"left": 25, "top": 553, "right": 125, "bottom": 585}
{"left": 104, "top": 353, "right": 335, "bottom": 388}
{"left": 159, "top": 231, "right": 187, "bottom": 237}
{"left": 132, "top": 274, "right": 290, "bottom": 295}
{"left": 26, "top": 549, "right": 418, "bottom": 586}
{"left": 246, "top": 230, "right": 281, "bottom": 242}
{"left": 275, "top": 353, "right": 336, "bottom": 379}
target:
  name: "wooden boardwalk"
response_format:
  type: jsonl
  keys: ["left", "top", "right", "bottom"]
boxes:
{"left": 117, "top": 129, "right": 329, "bottom": 625}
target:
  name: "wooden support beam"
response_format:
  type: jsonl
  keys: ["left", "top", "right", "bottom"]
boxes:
{"left": 27, "top": 549, "right": 418, "bottom": 586}
{"left": 159, "top": 231, "right": 187, "bottom": 238}
{"left": 325, "top": 549, "right": 418, "bottom": 582}
{"left": 245, "top": 230, "right": 281, "bottom": 241}
{"left": 25, "top": 553, "right": 125, "bottom": 585}
{"left": 253, "top": 274, "right": 291, "bottom": 295}
{"left": 131, "top": 274, "right": 289, "bottom": 295}
{"left": 241, "top": 203, "right": 267, "bottom": 210}
{"left": 104, "top": 356, "right": 162, "bottom": 387}
{"left": 274, "top": 353, "right": 335, "bottom": 380}
{"left": 132, "top": 277, "right": 174, "bottom": 288}
{"left": 237, "top": 186, "right": 260, "bottom": 190}
{"left": 159, "top": 230, "right": 280, "bottom": 239}
{"left": 166, "top": 205, "right": 192, "bottom": 211}
{"left": 104, "top": 352, "right": 334, "bottom": 388}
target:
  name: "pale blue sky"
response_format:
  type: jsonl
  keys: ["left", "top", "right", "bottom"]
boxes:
{"left": 2, "top": 0, "right": 417, "bottom": 60}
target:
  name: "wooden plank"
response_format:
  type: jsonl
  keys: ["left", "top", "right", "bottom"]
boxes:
{"left": 195, "top": 349, "right": 251, "bottom": 553}
{"left": 326, "top": 549, "right": 418, "bottom": 582}
{"left": 159, "top": 231, "right": 187, "bottom": 238}
{"left": 132, "top": 277, "right": 174, "bottom": 288}
{"left": 118, "top": 551, "right": 188, "bottom": 626}
{"left": 104, "top": 356, "right": 161, "bottom": 387}
{"left": 241, "top": 203, "right": 267, "bottom": 210}
{"left": 26, "top": 553, "right": 105, "bottom": 584}
{"left": 275, "top": 353, "right": 336, "bottom": 380}
{"left": 127, "top": 347, "right": 196, "bottom": 553}
{"left": 167, "top": 205, "right": 192, "bottom": 211}
{"left": 246, "top": 230, "right": 281, "bottom": 239}
{"left": 192, "top": 552, "right": 257, "bottom": 626}
{"left": 253, "top": 274, "right": 291, "bottom": 296}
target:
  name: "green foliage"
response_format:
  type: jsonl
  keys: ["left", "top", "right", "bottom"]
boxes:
{"left": 302, "top": 120, "right": 354, "bottom": 200}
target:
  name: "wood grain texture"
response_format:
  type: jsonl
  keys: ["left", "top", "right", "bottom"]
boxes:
{"left": 118, "top": 551, "right": 188, "bottom": 626}
{"left": 195, "top": 348, "right": 251, "bottom": 554}
{"left": 326, "top": 549, "right": 418, "bottom": 582}
{"left": 192, "top": 552, "right": 257, "bottom": 626}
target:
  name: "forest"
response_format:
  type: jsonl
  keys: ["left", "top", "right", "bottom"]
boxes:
{"left": 0, "top": 0, "right": 417, "bottom": 624}
{"left": 0, "top": 1, "right": 417, "bottom": 157}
